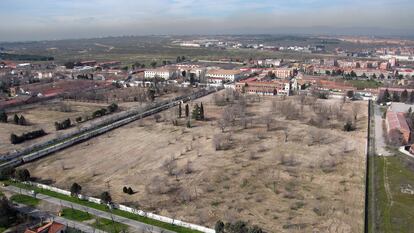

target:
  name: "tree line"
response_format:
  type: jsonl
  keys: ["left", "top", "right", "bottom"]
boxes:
{"left": 10, "top": 129, "right": 46, "bottom": 144}
{"left": 0, "top": 112, "right": 27, "bottom": 126}
{"left": 378, "top": 88, "right": 414, "bottom": 104}
{"left": 215, "top": 220, "right": 263, "bottom": 233}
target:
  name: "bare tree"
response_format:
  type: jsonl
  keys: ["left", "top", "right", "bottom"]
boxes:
{"left": 163, "top": 155, "right": 177, "bottom": 176}
{"left": 352, "top": 103, "right": 361, "bottom": 122}
{"left": 213, "top": 134, "right": 232, "bottom": 150}
{"left": 264, "top": 114, "right": 273, "bottom": 131}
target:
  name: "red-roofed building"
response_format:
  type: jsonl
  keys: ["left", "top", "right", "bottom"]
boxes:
{"left": 24, "top": 221, "right": 66, "bottom": 233}
{"left": 386, "top": 110, "right": 411, "bottom": 144}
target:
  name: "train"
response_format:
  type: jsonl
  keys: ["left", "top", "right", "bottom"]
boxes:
{"left": 0, "top": 88, "right": 219, "bottom": 171}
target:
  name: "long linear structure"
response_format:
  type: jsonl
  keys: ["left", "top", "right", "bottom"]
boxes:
{"left": 0, "top": 88, "right": 219, "bottom": 170}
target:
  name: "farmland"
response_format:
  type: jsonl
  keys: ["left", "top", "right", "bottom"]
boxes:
{"left": 23, "top": 90, "right": 367, "bottom": 232}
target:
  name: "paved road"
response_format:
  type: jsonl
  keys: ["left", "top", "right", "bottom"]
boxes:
{"left": 12, "top": 203, "right": 107, "bottom": 233}
{"left": 4, "top": 185, "right": 174, "bottom": 233}
{"left": 374, "top": 104, "right": 391, "bottom": 156}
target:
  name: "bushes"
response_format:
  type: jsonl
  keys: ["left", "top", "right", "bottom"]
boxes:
{"left": 122, "top": 186, "right": 133, "bottom": 195}
{"left": 10, "top": 129, "right": 46, "bottom": 144}
{"left": 12, "top": 114, "right": 27, "bottom": 125}
{"left": 0, "top": 167, "right": 15, "bottom": 181}
{"left": 343, "top": 121, "right": 355, "bottom": 132}
{"left": 93, "top": 108, "right": 107, "bottom": 118}
{"left": 0, "top": 111, "right": 7, "bottom": 123}
{"left": 108, "top": 103, "right": 118, "bottom": 113}
{"left": 214, "top": 220, "right": 263, "bottom": 233}
{"left": 55, "top": 118, "right": 72, "bottom": 131}
{"left": 15, "top": 169, "right": 31, "bottom": 181}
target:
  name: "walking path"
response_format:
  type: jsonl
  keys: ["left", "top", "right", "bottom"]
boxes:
{"left": 13, "top": 203, "right": 107, "bottom": 233}
{"left": 3, "top": 185, "right": 174, "bottom": 233}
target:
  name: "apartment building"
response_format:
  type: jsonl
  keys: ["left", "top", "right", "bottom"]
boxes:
{"left": 144, "top": 68, "right": 176, "bottom": 79}
{"left": 206, "top": 69, "right": 244, "bottom": 83}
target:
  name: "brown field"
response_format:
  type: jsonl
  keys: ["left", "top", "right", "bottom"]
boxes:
{"left": 23, "top": 90, "right": 367, "bottom": 233}
{"left": 0, "top": 100, "right": 116, "bottom": 154}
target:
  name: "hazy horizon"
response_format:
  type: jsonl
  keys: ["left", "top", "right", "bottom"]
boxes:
{"left": 1, "top": 0, "right": 414, "bottom": 42}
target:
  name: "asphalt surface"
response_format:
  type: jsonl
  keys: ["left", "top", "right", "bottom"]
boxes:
{"left": 4, "top": 185, "right": 175, "bottom": 233}
{"left": 13, "top": 203, "right": 107, "bottom": 233}
{"left": 374, "top": 105, "right": 390, "bottom": 156}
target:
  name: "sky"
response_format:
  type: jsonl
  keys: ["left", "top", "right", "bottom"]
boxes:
{"left": 0, "top": 0, "right": 414, "bottom": 41}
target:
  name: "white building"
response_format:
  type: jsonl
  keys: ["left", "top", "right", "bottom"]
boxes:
{"left": 144, "top": 69, "right": 175, "bottom": 79}
{"left": 206, "top": 69, "right": 244, "bottom": 83}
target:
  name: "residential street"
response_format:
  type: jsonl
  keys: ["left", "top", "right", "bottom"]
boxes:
{"left": 3, "top": 185, "right": 174, "bottom": 233}
{"left": 13, "top": 203, "right": 107, "bottom": 233}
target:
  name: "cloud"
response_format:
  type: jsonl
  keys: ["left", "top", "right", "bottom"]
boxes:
{"left": 0, "top": 0, "right": 413, "bottom": 41}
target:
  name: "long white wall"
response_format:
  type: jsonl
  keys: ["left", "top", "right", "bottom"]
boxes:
{"left": 23, "top": 181, "right": 215, "bottom": 233}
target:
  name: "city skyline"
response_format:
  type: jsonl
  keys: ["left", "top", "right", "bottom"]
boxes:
{"left": 1, "top": 0, "right": 414, "bottom": 41}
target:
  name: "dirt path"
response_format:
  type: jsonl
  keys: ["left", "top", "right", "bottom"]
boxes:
{"left": 382, "top": 156, "right": 394, "bottom": 230}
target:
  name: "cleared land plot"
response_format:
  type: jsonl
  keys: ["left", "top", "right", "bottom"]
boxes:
{"left": 0, "top": 100, "right": 121, "bottom": 154}
{"left": 23, "top": 90, "right": 367, "bottom": 232}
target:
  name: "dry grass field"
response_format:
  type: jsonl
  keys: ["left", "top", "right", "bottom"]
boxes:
{"left": 0, "top": 101, "right": 112, "bottom": 154}
{"left": 23, "top": 90, "right": 367, "bottom": 233}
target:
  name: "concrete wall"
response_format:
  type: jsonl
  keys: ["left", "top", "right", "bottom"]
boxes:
{"left": 23, "top": 181, "right": 214, "bottom": 233}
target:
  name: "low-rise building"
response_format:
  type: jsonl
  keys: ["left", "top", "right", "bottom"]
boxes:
{"left": 386, "top": 110, "right": 410, "bottom": 145}
{"left": 24, "top": 221, "right": 66, "bottom": 233}
{"left": 271, "top": 68, "right": 295, "bottom": 79}
{"left": 206, "top": 69, "right": 244, "bottom": 83}
{"left": 144, "top": 68, "right": 176, "bottom": 79}
{"left": 235, "top": 77, "right": 296, "bottom": 96}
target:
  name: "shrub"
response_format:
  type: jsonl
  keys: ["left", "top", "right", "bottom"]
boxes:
{"left": 123, "top": 186, "right": 128, "bottom": 193}
{"left": 343, "top": 121, "right": 355, "bottom": 132}
{"left": 127, "top": 187, "right": 133, "bottom": 195}
{"left": 15, "top": 169, "right": 30, "bottom": 181}
{"left": 100, "top": 191, "right": 112, "bottom": 204}
{"left": 55, "top": 118, "right": 72, "bottom": 131}
{"left": 75, "top": 116, "right": 82, "bottom": 123}
{"left": 0, "top": 167, "right": 15, "bottom": 181}
{"left": 0, "top": 111, "right": 7, "bottom": 123}
{"left": 108, "top": 103, "right": 118, "bottom": 113}
{"left": 70, "top": 183, "right": 82, "bottom": 196}
{"left": 10, "top": 129, "right": 46, "bottom": 144}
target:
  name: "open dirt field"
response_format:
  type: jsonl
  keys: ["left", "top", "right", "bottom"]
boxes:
{"left": 0, "top": 100, "right": 113, "bottom": 154}
{"left": 23, "top": 90, "right": 367, "bottom": 232}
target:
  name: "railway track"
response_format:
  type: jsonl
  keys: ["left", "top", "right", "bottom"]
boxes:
{"left": 0, "top": 88, "right": 218, "bottom": 170}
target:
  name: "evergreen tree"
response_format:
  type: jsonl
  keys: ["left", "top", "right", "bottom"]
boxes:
{"left": 18, "top": 115, "right": 26, "bottom": 126}
{"left": 0, "top": 197, "right": 17, "bottom": 228}
{"left": 401, "top": 89, "right": 409, "bottom": 103}
{"left": 392, "top": 92, "right": 400, "bottom": 102}
{"left": 15, "top": 169, "right": 30, "bottom": 181}
{"left": 200, "top": 102, "right": 205, "bottom": 120}
{"left": 215, "top": 220, "right": 225, "bottom": 233}
{"left": 192, "top": 104, "right": 200, "bottom": 120}
{"left": 185, "top": 104, "right": 189, "bottom": 118}
{"left": 178, "top": 102, "right": 182, "bottom": 118}
{"left": 70, "top": 183, "right": 82, "bottom": 196}
{"left": 13, "top": 114, "right": 19, "bottom": 124}
{"left": 100, "top": 191, "right": 112, "bottom": 204}
{"left": 410, "top": 91, "right": 414, "bottom": 104}
{"left": 382, "top": 88, "right": 391, "bottom": 103}
{"left": 127, "top": 187, "right": 133, "bottom": 195}
{"left": 0, "top": 111, "right": 7, "bottom": 123}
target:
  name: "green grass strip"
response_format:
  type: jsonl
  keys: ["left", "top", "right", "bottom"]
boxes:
{"left": 10, "top": 194, "right": 40, "bottom": 206}
{"left": 3, "top": 180, "right": 203, "bottom": 233}
{"left": 61, "top": 208, "right": 93, "bottom": 221}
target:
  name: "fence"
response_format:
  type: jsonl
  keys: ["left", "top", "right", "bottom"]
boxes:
{"left": 24, "top": 181, "right": 215, "bottom": 233}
